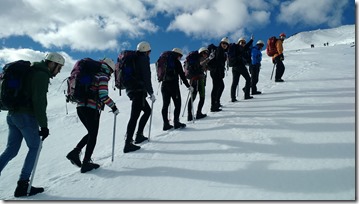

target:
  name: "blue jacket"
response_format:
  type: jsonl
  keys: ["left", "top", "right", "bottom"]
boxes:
{"left": 251, "top": 45, "right": 262, "bottom": 65}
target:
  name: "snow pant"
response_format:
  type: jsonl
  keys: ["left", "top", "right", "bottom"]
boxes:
{"left": 231, "top": 66, "right": 251, "bottom": 99}
{"left": 249, "top": 64, "right": 261, "bottom": 93}
{"left": 188, "top": 79, "right": 206, "bottom": 115}
{"left": 126, "top": 92, "right": 151, "bottom": 143}
{"left": 210, "top": 71, "right": 225, "bottom": 109}
{"left": 76, "top": 107, "right": 100, "bottom": 162}
{"left": 161, "top": 81, "right": 182, "bottom": 124}
{"left": 0, "top": 113, "right": 40, "bottom": 181}
{"left": 275, "top": 59, "right": 285, "bottom": 80}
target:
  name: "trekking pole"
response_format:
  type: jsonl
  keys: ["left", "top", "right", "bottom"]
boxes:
{"left": 27, "top": 139, "right": 43, "bottom": 196}
{"left": 190, "top": 89, "right": 195, "bottom": 123}
{"left": 182, "top": 90, "right": 191, "bottom": 117}
{"left": 148, "top": 100, "right": 154, "bottom": 142}
{"left": 111, "top": 114, "right": 117, "bottom": 162}
{"left": 270, "top": 63, "right": 276, "bottom": 80}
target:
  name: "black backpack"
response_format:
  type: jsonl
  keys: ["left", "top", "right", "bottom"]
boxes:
{"left": 207, "top": 44, "right": 217, "bottom": 71}
{"left": 156, "top": 51, "right": 177, "bottom": 82}
{"left": 227, "top": 43, "right": 239, "bottom": 67}
{"left": 66, "top": 58, "right": 103, "bottom": 103}
{"left": 0, "top": 60, "right": 32, "bottom": 111}
{"left": 114, "top": 50, "right": 138, "bottom": 96}
{"left": 184, "top": 51, "right": 201, "bottom": 79}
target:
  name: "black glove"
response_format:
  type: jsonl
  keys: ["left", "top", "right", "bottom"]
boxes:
{"left": 279, "top": 53, "right": 284, "bottom": 61}
{"left": 111, "top": 105, "right": 119, "bottom": 115}
{"left": 39, "top": 127, "right": 49, "bottom": 141}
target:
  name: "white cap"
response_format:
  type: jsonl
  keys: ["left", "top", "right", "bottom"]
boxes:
{"left": 44, "top": 52, "right": 65, "bottom": 65}
{"left": 102, "top": 58, "right": 115, "bottom": 72}
{"left": 136, "top": 41, "right": 151, "bottom": 52}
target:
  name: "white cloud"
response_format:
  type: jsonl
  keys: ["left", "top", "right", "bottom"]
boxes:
{"left": 277, "top": 0, "right": 349, "bottom": 28}
{"left": 0, "top": 0, "right": 158, "bottom": 51}
{"left": 0, "top": 48, "right": 75, "bottom": 71}
{"left": 165, "top": 0, "right": 271, "bottom": 41}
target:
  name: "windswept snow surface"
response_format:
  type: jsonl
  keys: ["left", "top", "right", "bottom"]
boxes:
{"left": 0, "top": 25, "right": 355, "bottom": 202}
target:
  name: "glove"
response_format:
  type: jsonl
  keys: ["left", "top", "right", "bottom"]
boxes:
{"left": 111, "top": 105, "right": 119, "bottom": 116}
{"left": 39, "top": 127, "right": 49, "bottom": 141}
{"left": 149, "top": 94, "right": 156, "bottom": 103}
{"left": 279, "top": 53, "right": 284, "bottom": 61}
{"left": 209, "top": 52, "right": 215, "bottom": 60}
{"left": 188, "top": 86, "right": 194, "bottom": 92}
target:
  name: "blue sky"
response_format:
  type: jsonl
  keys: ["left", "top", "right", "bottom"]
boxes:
{"left": 0, "top": 0, "right": 355, "bottom": 65}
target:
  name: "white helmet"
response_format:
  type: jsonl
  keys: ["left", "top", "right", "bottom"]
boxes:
{"left": 237, "top": 37, "right": 246, "bottom": 44}
{"left": 220, "top": 37, "right": 229, "bottom": 44}
{"left": 172, "top": 48, "right": 183, "bottom": 56}
{"left": 198, "top": 47, "right": 209, "bottom": 54}
{"left": 44, "top": 52, "right": 65, "bottom": 65}
{"left": 102, "top": 58, "right": 115, "bottom": 72}
{"left": 136, "top": 41, "right": 151, "bottom": 52}
{"left": 256, "top": 40, "right": 264, "bottom": 46}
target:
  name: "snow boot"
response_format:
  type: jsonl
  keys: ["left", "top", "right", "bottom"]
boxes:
{"left": 252, "top": 91, "right": 262, "bottom": 95}
{"left": 14, "top": 180, "right": 44, "bottom": 197}
{"left": 196, "top": 112, "right": 207, "bottom": 120}
{"left": 123, "top": 142, "right": 141, "bottom": 153}
{"left": 231, "top": 98, "right": 238, "bottom": 102}
{"left": 163, "top": 123, "right": 174, "bottom": 131}
{"left": 66, "top": 148, "right": 82, "bottom": 168}
{"left": 187, "top": 114, "right": 193, "bottom": 121}
{"left": 174, "top": 121, "right": 186, "bottom": 129}
{"left": 81, "top": 160, "right": 100, "bottom": 173}
{"left": 134, "top": 132, "right": 148, "bottom": 144}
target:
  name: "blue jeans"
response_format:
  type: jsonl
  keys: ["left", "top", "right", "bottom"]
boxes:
{"left": 0, "top": 113, "right": 40, "bottom": 181}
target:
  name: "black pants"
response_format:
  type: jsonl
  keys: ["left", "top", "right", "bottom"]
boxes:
{"left": 126, "top": 92, "right": 151, "bottom": 142}
{"left": 188, "top": 79, "right": 205, "bottom": 115}
{"left": 249, "top": 64, "right": 260, "bottom": 93}
{"left": 275, "top": 60, "right": 285, "bottom": 80}
{"left": 210, "top": 71, "right": 224, "bottom": 108}
{"left": 231, "top": 66, "right": 251, "bottom": 99}
{"left": 76, "top": 107, "right": 101, "bottom": 162}
{"left": 161, "top": 82, "right": 182, "bottom": 124}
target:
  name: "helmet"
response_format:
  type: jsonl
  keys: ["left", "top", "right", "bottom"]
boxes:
{"left": 198, "top": 47, "right": 209, "bottom": 54}
{"left": 256, "top": 40, "right": 264, "bottom": 46}
{"left": 136, "top": 41, "right": 151, "bottom": 52}
{"left": 237, "top": 37, "right": 246, "bottom": 44}
{"left": 220, "top": 37, "right": 229, "bottom": 44}
{"left": 44, "top": 52, "right": 65, "bottom": 65}
{"left": 102, "top": 58, "right": 115, "bottom": 72}
{"left": 172, "top": 48, "right": 183, "bottom": 56}
{"left": 279, "top": 32, "right": 286, "bottom": 38}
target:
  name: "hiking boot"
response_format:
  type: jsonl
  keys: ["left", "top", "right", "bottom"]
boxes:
{"left": 187, "top": 114, "right": 193, "bottom": 121}
{"left": 66, "top": 148, "right": 82, "bottom": 168}
{"left": 231, "top": 98, "right": 238, "bottom": 102}
{"left": 134, "top": 133, "right": 148, "bottom": 144}
{"left": 252, "top": 91, "right": 262, "bottom": 95}
{"left": 174, "top": 121, "right": 186, "bottom": 129}
{"left": 163, "top": 123, "right": 174, "bottom": 131}
{"left": 275, "top": 79, "right": 284, "bottom": 82}
{"left": 14, "top": 180, "right": 44, "bottom": 197}
{"left": 244, "top": 96, "right": 253, "bottom": 100}
{"left": 210, "top": 107, "right": 222, "bottom": 112}
{"left": 123, "top": 142, "right": 141, "bottom": 153}
{"left": 196, "top": 112, "right": 207, "bottom": 119}
{"left": 81, "top": 160, "right": 100, "bottom": 173}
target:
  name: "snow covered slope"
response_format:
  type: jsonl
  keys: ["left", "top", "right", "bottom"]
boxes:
{"left": 0, "top": 25, "right": 355, "bottom": 201}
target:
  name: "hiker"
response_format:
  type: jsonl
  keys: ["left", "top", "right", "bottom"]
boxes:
{"left": 273, "top": 33, "right": 286, "bottom": 82}
{"left": 208, "top": 37, "right": 229, "bottom": 112}
{"left": 66, "top": 58, "right": 119, "bottom": 173}
{"left": 249, "top": 40, "right": 265, "bottom": 95}
{"left": 0, "top": 52, "right": 65, "bottom": 197}
{"left": 123, "top": 41, "right": 156, "bottom": 153}
{"left": 161, "top": 48, "right": 192, "bottom": 130}
{"left": 230, "top": 36, "right": 254, "bottom": 102}
{"left": 187, "top": 47, "right": 214, "bottom": 121}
